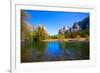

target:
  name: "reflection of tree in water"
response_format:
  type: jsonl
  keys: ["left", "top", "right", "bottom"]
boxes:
{"left": 21, "top": 41, "right": 48, "bottom": 62}
{"left": 32, "top": 41, "right": 47, "bottom": 53}
{"left": 21, "top": 40, "right": 34, "bottom": 63}
{"left": 58, "top": 41, "right": 89, "bottom": 60}
{"left": 32, "top": 41, "right": 48, "bottom": 62}
{"left": 21, "top": 41, "right": 89, "bottom": 63}
{"left": 33, "top": 41, "right": 47, "bottom": 61}
{"left": 80, "top": 41, "right": 89, "bottom": 59}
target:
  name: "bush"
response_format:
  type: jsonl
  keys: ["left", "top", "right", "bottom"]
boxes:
{"left": 58, "top": 34, "right": 65, "bottom": 39}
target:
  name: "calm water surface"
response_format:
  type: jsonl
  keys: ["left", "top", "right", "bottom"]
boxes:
{"left": 21, "top": 41, "right": 89, "bottom": 63}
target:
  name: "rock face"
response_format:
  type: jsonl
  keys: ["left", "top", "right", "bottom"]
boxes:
{"left": 58, "top": 26, "right": 69, "bottom": 34}
{"left": 58, "top": 16, "right": 89, "bottom": 34}
{"left": 78, "top": 16, "right": 89, "bottom": 30}
{"left": 72, "top": 22, "right": 81, "bottom": 32}
{"left": 63, "top": 26, "right": 69, "bottom": 32}
{"left": 58, "top": 23, "right": 81, "bottom": 34}
{"left": 58, "top": 29, "right": 63, "bottom": 34}
{"left": 25, "top": 21, "right": 34, "bottom": 31}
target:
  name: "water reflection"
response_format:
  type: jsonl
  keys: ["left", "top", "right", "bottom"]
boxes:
{"left": 21, "top": 41, "right": 89, "bottom": 63}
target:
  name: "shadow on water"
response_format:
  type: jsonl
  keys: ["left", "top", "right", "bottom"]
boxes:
{"left": 21, "top": 40, "right": 89, "bottom": 63}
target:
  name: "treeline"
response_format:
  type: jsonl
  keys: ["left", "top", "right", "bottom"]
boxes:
{"left": 64, "top": 29, "right": 89, "bottom": 39}
{"left": 21, "top": 23, "right": 48, "bottom": 41}
{"left": 21, "top": 23, "right": 89, "bottom": 41}
{"left": 21, "top": 10, "right": 48, "bottom": 41}
{"left": 48, "top": 29, "right": 89, "bottom": 39}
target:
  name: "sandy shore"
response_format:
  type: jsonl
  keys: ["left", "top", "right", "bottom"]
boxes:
{"left": 42, "top": 38, "right": 89, "bottom": 42}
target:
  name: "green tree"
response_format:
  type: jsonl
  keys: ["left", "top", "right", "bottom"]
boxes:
{"left": 70, "top": 32, "right": 76, "bottom": 38}
{"left": 64, "top": 31, "right": 68, "bottom": 39}
{"left": 79, "top": 29, "right": 89, "bottom": 38}
{"left": 35, "top": 25, "right": 48, "bottom": 41}
{"left": 21, "top": 10, "right": 33, "bottom": 41}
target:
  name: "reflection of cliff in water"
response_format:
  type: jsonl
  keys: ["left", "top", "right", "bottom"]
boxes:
{"left": 59, "top": 41, "right": 89, "bottom": 60}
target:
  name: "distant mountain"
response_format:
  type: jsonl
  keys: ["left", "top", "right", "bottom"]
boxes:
{"left": 58, "top": 16, "right": 89, "bottom": 34}
{"left": 78, "top": 16, "right": 89, "bottom": 30}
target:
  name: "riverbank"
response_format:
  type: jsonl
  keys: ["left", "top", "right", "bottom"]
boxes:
{"left": 42, "top": 38, "right": 89, "bottom": 42}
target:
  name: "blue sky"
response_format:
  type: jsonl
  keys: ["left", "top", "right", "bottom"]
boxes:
{"left": 23, "top": 10, "right": 89, "bottom": 35}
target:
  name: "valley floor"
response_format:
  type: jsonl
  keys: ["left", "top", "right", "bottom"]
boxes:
{"left": 42, "top": 38, "right": 89, "bottom": 42}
